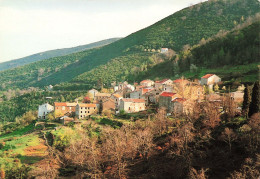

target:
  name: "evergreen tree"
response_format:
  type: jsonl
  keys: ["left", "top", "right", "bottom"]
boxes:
{"left": 248, "top": 82, "right": 260, "bottom": 117}
{"left": 242, "top": 84, "right": 251, "bottom": 118}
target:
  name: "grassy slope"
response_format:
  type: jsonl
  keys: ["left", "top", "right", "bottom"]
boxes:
{"left": 0, "top": 0, "right": 259, "bottom": 90}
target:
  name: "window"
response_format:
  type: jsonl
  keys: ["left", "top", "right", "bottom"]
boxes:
{"left": 94, "top": 107, "right": 96, "bottom": 109}
{"left": 88, "top": 107, "right": 90, "bottom": 109}
{"left": 81, "top": 107, "right": 83, "bottom": 109}
{"left": 81, "top": 115, "right": 82, "bottom": 118}
{"left": 88, "top": 111, "right": 90, "bottom": 113}
{"left": 85, "top": 111, "right": 86, "bottom": 113}
{"left": 81, "top": 111, "right": 82, "bottom": 113}
{"left": 129, "top": 107, "right": 131, "bottom": 111}
{"left": 85, "top": 107, "right": 87, "bottom": 109}
{"left": 62, "top": 106, "right": 65, "bottom": 110}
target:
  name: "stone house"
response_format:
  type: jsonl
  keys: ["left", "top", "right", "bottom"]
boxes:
{"left": 158, "top": 92, "right": 181, "bottom": 112}
{"left": 111, "top": 93, "right": 123, "bottom": 110}
{"left": 170, "top": 98, "right": 187, "bottom": 115}
{"left": 76, "top": 103, "right": 97, "bottom": 119}
{"left": 88, "top": 89, "right": 99, "bottom": 99}
{"left": 140, "top": 79, "right": 154, "bottom": 87}
{"left": 101, "top": 98, "right": 116, "bottom": 113}
{"left": 95, "top": 93, "right": 111, "bottom": 101}
{"left": 38, "top": 103, "right": 54, "bottom": 119}
{"left": 155, "top": 79, "right": 173, "bottom": 90}
{"left": 54, "top": 102, "right": 77, "bottom": 116}
{"left": 200, "top": 74, "right": 221, "bottom": 86}
{"left": 119, "top": 98, "right": 146, "bottom": 113}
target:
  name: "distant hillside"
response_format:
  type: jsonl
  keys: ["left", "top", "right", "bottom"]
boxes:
{"left": 0, "top": 38, "right": 121, "bottom": 71}
{"left": 0, "top": 0, "right": 259, "bottom": 90}
{"left": 132, "top": 20, "right": 260, "bottom": 83}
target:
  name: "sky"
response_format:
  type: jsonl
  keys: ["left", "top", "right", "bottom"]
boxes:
{"left": 0, "top": 0, "right": 206, "bottom": 62}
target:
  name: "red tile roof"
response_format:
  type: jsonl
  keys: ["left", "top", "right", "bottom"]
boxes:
{"left": 77, "top": 103, "right": 97, "bottom": 107}
{"left": 140, "top": 79, "right": 153, "bottom": 83}
{"left": 54, "top": 102, "right": 67, "bottom": 107}
{"left": 122, "top": 98, "right": 145, "bottom": 103}
{"left": 160, "top": 92, "right": 176, "bottom": 97}
{"left": 202, "top": 74, "right": 214, "bottom": 79}
{"left": 55, "top": 102, "right": 78, "bottom": 107}
{"left": 172, "top": 98, "right": 186, "bottom": 103}
{"left": 113, "top": 94, "right": 122, "bottom": 98}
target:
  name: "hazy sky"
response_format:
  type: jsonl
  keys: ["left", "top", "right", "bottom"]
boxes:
{"left": 0, "top": 0, "right": 206, "bottom": 62}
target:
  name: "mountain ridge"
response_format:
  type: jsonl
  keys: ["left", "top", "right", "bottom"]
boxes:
{"left": 0, "top": 38, "right": 121, "bottom": 71}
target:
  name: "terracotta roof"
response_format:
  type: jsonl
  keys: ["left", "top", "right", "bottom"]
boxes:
{"left": 54, "top": 102, "right": 67, "bottom": 106}
{"left": 202, "top": 74, "right": 215, "bottom": 79}
{"left": 172, "top": 98, "right": 186, "bottom": 103}
{"left": 77, "top": 103, "right": 97, "bottom": 107}
{"left": 140, "top": 79, "right": 153, "bottom": 83}
{"left": 122, "top": 98, "right": 145, "bottom": 103}
{"left": 136, "top": 85, "right": 145, "bottom": 88}
{"left": 160, "top": 92, "right": 176, "bottom": 97}
{"left": 113, "top": 94, "right": 122, "bottom": 98}
{"left": 156, "top": 79, "right": 171, "bottom": 84}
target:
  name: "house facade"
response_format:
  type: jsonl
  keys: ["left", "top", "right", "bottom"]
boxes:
{"left": 38, "top": 103, "right": 54, "bottom": 119}
{"left": 158, "top": 92, "right": 181, "bottom": 112}
{"left": 155, "top": 79, "right": 173, "bottom": 90}
{"left": 54, "top": 102, "right": 77, "bottom": 116}
{"left": 88, "top": 89, "right": 99, "bottom": 99}
{"left": 76, "top": 103, "right": 97, "bottom": 119}
{"left": 119, "top": 98, "right": 146, "bottom": 113}
{"left": 161, "top": 48, "right": 169, "bottom": 53}
{"left": 140, "top": 79, "right": 154, "bottom": 87}
{"left": 200, "top": 74, "right": 221, "bottom": 86}
{"left": 95, "top": 93, "right": 111, "bottom": 101}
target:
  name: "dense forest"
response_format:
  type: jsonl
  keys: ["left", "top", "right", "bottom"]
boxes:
{"left": 0, "top": 0, "right": 259, "bottom": 90}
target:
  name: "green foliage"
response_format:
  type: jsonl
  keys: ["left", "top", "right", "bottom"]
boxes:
{"left": 248, "top": 81, "right": 260, "bottom": 116}
{"left": 0, "top": 91, "right": 85, "bottom": 123}
{"left": 242, "top": 85, "right": 252, "bottom": 118}
{"left": 52, "top": 127, "right": 74, "bottom": 151}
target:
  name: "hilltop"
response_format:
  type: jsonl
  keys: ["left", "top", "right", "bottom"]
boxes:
{"left": 0, "top": 38, "right": 120, "bottom": 71}
{"left": 0, "top": 0, "right": 259, "bottom": 90}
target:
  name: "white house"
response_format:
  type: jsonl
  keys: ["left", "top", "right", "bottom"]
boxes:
{"left": 38, "top": 103, "right": 54, "bottom": 119}
{"left": 88, "top": 89, "right": 99, "bottom": 99}
{"left": 161, "top": 48, "right": 169, "bottom": 53}
{"left": 200, "top": 74, "right": 221, "bottom": 86}
{"left": 140, "top": 79, "right": 154, "bottom": 87}
{"left": 119, "top": 98, "right": 146, "bottom": 113}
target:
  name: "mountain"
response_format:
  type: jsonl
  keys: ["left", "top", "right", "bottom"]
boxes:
{"left": 0, "top": 38, "right": 121, "bottom": 71}
{"left": 0, "top": 0, "right": 259, "bottom": 90}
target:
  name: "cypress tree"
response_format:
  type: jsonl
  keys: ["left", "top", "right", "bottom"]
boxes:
{"left": 242, "top": 84, "right": 251, "bottom": 118}
{"left": 248, "top": 82, "right": 260, "bottom": 117}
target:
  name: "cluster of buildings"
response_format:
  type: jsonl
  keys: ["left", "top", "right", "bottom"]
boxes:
{"left": 38, "top": 74, "right": 223, "bottom": 122}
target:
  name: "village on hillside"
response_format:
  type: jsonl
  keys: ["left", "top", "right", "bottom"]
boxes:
{"left": 38, "top": 74, "right": 245, "bottom": 124}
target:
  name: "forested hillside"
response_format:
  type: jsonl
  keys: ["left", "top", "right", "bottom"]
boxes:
{"left": 0, "top": 38, "right": 120, "bottom": 71}
{"left": 0, "top": 0, "right": 259, "bottom": 90}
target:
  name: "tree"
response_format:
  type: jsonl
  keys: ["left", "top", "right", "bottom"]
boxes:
{"left": 221, "top": 128, "right": 237, "bottom": 152}
{"left": 242, "top": 85, "right": 251, "bottom": 118}
{"left": 248, "top": 82, "right": 260, "bottom": 117}
{"left": 214, "top": 84, "right": 219, "bottom": 92}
